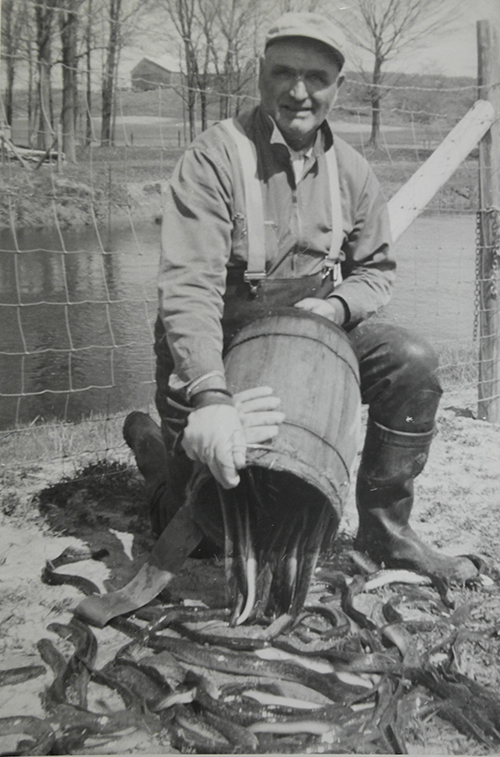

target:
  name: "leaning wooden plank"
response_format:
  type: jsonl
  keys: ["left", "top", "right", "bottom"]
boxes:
{"left": 388, "top": 99, "right": 495, "bottom": 242}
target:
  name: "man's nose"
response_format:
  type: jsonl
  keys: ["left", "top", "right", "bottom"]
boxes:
{"left": 289, "top": 77, "right": 308, "bottom": 100}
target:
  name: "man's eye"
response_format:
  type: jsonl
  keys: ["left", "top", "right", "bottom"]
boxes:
{"left": 306, "top": 74, "right": 328, "bottom": 88}
{"left": 274, "top": 68, "right": 294, "bottom": 79}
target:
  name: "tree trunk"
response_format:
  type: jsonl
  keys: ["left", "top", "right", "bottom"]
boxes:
{"left": 369, "top": 55, "right": 382, "bottom": 147}
{"left": 60, "top": 0, "right": 79, "bottom": 162}
{"left": 184, "top": 45, "right": 197, "bottom": 142}
{"left": 2, "top": 0, "right": 26, "bottom": 128}
{"left": 110, "top": 44, "right": 122, "bottom": 144}
{"left": 35, "top": 1, "right": 55, "bottom": 151}
{"left": 200, "top": 86, "right": 207, "bottom": 132}
{"left": 27, "top": 38, "right": 36, "bottom": 147}
{"left": 370, "top": 93, "right": 381, "bottom": 147}
{"left": 101, "top": 0, "right": 121, "bottom": 146}
{"left": 85, "top": 0, "right": 93, "bottom": 145}
{"left": 5, "top": 66, "right": 15, "bottom": 127}
{"left": 189, "top": 89, "right": 196, "bottom": 142}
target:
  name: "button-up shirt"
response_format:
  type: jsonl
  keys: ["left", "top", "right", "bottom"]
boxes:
{"left": 158, "top": 106, "right": 395, "bottom": 395}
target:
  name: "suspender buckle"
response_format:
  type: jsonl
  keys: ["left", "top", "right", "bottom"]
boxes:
{"left": 243, "top": 270, "right": 267, "bottom": 296}
{"left": 323, "top": 259, "right": 342, "bottom": 286}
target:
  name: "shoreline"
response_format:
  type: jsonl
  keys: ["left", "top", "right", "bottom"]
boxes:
{"left": 0, "top": 147, "right": 478, "bottom": 232}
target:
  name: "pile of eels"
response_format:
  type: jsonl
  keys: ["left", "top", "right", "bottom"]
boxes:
{"left": 217, "top": 468, "right": 339, "bottom": 625}
{"left": 2, "top": 545, "right": 500, "bottom": 755}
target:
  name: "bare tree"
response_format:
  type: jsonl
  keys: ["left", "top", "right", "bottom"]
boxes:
{"left": 211, "top": 0, "right": 261, "bottom": 119}
{"left": 1, "top": 0, "right": 29, "bottom": 127}
{"left": 35, "top": 0, "right": 58, "bottom": 150}
{"left": 101, "top": 0, "right": 122, "bottom": 145}
{"left": 59, "top": 0, "right": 83, "bottom": 161}
{"left": 195, "top": 0, "right": 218, "bottom": 131}
{"left": 84, "top": 0, "right": 94, "bottom": 145}
{"left": 335, "top": 0, "right": 463, "bottom": 147}
{"left": 161, "top": 0, "right": 201, "bottom": 142}
{"left": 100, "top": 0, "right": 149, "bottom": 145}
{"left": 273, "top": 0, "right": 324, "bottom": 12}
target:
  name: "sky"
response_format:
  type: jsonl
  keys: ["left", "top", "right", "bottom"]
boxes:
{"left": 118, "top": 0, "right": 500, "bottom": 86}
{"left": 396, "top": 0, "right": 500, "bottom": 78}
{"left": 2, "top": 0, "right": 499, "bottom": 92}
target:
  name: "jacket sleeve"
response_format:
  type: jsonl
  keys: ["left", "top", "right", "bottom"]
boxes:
{"left": 158, "top": 143, "right": 234, "bottom": 396}
{"left": 328, "top": 152, "right": 395, "bottom": 327}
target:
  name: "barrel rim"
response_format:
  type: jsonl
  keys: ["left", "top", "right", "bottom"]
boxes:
{"left": 226, "top": 307, "right": 355, "bottom": 351}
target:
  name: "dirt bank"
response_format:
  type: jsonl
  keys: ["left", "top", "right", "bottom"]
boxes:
{"left": 0, "top": 147, "right": 478, "bottom": 232}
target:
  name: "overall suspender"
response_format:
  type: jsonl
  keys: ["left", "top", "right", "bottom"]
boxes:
{"left": 221, "top": 117, "right": 344, "bottom": 288}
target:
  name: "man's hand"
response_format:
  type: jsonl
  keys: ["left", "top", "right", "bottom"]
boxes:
{"left": 182, "top": 405, "right": 246, "bottom": 489}
{"left": 182, "top": 387, "right": 285, "bottom": 489}
{"left": 294, "top": 297, "right": 345, "bottom": 325}
{"left": 233, "top": 386, "right": 285, "bottom": 445}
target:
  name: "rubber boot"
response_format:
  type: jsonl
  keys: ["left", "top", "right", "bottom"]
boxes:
{"left": 123, "top": 411, "right": 168, "bottom": 504}
{"left": 354, "top": 417, "right": 477, "bottom": 583}
{"left": 123, "top": 411, "right": 221, "bottom": 557}
{"left": 123, "top": 411, "right": 178, "bottom": 536}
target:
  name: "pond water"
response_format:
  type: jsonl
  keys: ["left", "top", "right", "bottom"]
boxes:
{"left": 0, "top": 213, "right": 476, "bottom": 429}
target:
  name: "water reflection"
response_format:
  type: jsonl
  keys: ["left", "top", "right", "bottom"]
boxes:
{"left": 0, "top": 222, "right": 160, "bottom": 428}
{"left": 0, "top": 215, "right": 475, "bottom": 429}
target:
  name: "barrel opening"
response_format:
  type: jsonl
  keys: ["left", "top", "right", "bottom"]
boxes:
{"left": 190, "top": 465, "right": 339, "bottom": 623}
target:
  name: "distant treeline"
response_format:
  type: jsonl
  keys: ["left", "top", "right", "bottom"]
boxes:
{"left": 338, "top": 71, "right": 477, "bottom": 125}
{"left": 7, "top": 70, "right": 477, "bottom": 136}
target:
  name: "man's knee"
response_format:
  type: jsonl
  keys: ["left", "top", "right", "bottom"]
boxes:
{"left": 388, "top": 329, "right": 440, "bottom": 384}
{"left": 352, "top": 322, "right": 442, "bottom": 431}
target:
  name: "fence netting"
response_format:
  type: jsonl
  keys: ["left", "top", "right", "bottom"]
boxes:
{"left": 0, "top": 76, "right": 496, "bottom": 473}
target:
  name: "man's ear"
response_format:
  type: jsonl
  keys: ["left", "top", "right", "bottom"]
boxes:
{"left": 258, "top": 55, "right": 265, "bottom": 89}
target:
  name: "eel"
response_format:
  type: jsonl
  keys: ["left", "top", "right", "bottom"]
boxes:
{"left": 141, "top": 606, "right": 230, "bottom": 634}
{"left": 411, "top": 663, "right": 500, "bottom": 745}
{"left": 41, "top": 563, "right": 101, "bottom": 596}
{"left": 48, "top": 545, "right": 109, "bottom": 568}
{"left": 147, "top": 634, "right": 369, "bottom": 703}
{"left": 0, "top": 716, "right": 55, "bottom": 756}
{"left": 37, "top": 638, "right": 67, "bottom": 688}
{"left": 116, "top": 646, "right": 187, "bottom": 691}
{"left": 99, "top": 659, "right": 169, "bottom": 711}
{"left": 168, "top": 619, "right": 270, "bottom": 651}
{"left": 45, "top": 617, "right": 98, "bottom": 709}
{"left": 203, "top": 710, "right": 260, "bottom": 752}
{"left": 41, "top": 546, "right": 108, "bottom": 596}
{"left": 0, "top": 666, "right": 46, "bottom": 686}
{"left": 170, "top": 704, "right": 233, "bottom": 754}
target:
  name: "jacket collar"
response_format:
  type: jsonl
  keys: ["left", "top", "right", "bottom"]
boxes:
{"left": 256, "top": 106, "right": 334, "bottom": 157}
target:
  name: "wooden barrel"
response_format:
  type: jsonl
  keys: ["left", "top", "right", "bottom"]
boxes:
{"left": 223, "top": 308, "right": 361, "bottom": 521}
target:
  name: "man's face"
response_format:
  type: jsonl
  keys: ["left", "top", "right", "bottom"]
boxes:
{"left": 259, "top": 37, "right": 342, "bottom": 150}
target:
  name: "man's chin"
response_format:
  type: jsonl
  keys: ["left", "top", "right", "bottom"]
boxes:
{"left": 276, "top": 118, "right": 316, "bottom": 147}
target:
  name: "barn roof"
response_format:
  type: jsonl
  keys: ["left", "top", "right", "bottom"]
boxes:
{"left": 132, "top": 54, "right": 182, "bottom": 75}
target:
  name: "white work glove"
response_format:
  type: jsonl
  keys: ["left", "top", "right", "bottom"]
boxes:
{"left": 181, "top": 386, "right": 285, "bottom": 489}
{"left": 233, "top": 386, "right": 285, "bottom": 445}
{"left": 182, "top": 404, "right": 246, "bottom": 489}
{"left": 294, "top": 297, "right": 346, "bottom": 326}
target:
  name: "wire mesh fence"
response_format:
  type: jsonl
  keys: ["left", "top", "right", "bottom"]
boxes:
{"left": 0, "top": 75, "right": 497, "bottom": 473}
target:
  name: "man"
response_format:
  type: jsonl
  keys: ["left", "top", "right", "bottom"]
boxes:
{"left": 125, "top": 12, "right": 477, "bottom": 582}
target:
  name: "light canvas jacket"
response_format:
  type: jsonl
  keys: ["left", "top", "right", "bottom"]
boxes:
{"left": 158, "top": 106, "right": 395, "bottom": 396}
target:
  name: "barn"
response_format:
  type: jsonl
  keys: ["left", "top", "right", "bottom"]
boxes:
{"left": 131, "top": 54, "right": 183, "bottom": 91}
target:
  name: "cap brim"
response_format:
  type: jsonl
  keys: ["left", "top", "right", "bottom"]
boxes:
{"left": 265, "top": 31, "right": 345, "bottom": 70}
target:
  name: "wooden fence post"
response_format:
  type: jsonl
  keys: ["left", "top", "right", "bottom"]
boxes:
{"left": 477, "top": 20, "right": 500, "bottom": 422}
